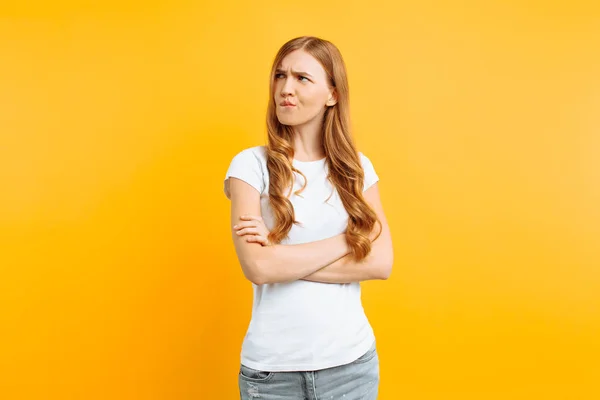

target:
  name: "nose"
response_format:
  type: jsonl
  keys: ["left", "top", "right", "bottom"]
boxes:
{"left": 280, "top": 76, "right": 295, "bottom": 97}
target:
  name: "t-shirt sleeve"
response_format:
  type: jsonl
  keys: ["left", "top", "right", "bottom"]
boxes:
{"left": 224, "top": 148, "right": 265, "bottom": 199}
{"left": 360, "top": 152, "right": 379, "bottom": 192}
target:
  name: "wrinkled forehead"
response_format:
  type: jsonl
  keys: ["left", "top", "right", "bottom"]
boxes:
{"left": 277, "top": 50, "right": 327, "bottom": 79}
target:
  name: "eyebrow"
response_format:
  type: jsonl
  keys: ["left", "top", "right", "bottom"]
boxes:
{"left": 275, "top": 68, "right": 314, "bottom": 78}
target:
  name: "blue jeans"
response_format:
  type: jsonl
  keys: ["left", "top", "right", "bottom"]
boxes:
{"left": 238, "top": 341, "right": 379, "bottom": 400}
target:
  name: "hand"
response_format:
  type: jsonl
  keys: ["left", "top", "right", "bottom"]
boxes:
{"left": 234, "top": 215, "right": 273, "bottom": 246}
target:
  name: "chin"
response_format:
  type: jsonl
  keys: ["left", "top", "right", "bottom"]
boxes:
{"left": 276, "top": 116, "right": 300, "bottom": 126}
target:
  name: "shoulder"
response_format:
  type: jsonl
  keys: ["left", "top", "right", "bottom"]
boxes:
{"left": 357, "top": 151, "right": 379, "bottom": 191}
{"left": 232, "top": 145, "right": 267, "bottom": 163}
{"left": 224, "top": 145, "right": 268, "bottom": 198}
{"left": 228, "top": 145, "right": 267, "bottom": 168}
{"left": 358, "top": 151, "right": 375, "bottom": 168}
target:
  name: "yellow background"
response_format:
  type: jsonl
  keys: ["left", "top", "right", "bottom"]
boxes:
{"left": 1, "top": 1, "right": 599, "bottom": 399}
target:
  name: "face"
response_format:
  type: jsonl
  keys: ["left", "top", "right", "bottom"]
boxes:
{"left": 273, "top": 49, "right": 337, "bottom": 127}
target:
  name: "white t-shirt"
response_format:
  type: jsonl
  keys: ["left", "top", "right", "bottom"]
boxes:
{"left": 224, "top": 145, "right": 380, "bottom": 372}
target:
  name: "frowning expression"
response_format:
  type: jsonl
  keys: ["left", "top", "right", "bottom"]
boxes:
{"left": 273, "top": 49, "right": 337, "bottom": 127}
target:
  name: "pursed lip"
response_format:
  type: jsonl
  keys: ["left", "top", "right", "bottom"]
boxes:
{"left": 280, "top": 101, "right": 296, "bottom": 106}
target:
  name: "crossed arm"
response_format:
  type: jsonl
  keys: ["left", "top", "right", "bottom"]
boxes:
{"left": 300, "top": 184, "right": 393, "bottom": 283}
{"left": 227, "top": 178, "right": 394, "bottom": 284}
{"left": 301, "top": 222, "right": 393, "bottom": 283}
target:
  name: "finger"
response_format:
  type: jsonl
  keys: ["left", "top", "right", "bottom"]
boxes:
{"left": 236, "top": 228, "right": 258, "bottom": 236}
{"left": 233, "top": 221, "right": 257, "bottom": 230}
{"left": 248, "top": 235, "right": 267, "bottom": 245}
{"left": 240, "top": 215, "right": 263, "bottom": 222}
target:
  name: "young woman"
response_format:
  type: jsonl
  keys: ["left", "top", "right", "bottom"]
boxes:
{"left": 224, "top": 36, "right": 393, "bottom": 400}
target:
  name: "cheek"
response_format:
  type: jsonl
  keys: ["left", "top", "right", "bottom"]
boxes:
{"left": 299, "top": 89, "right": 327, "bottom": 107}
{"left": 272, "top": 82, "right": 282, "bottom": 97}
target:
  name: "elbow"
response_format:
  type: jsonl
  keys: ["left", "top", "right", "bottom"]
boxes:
{"left": 253, "top": 266, "right": 276, "bottom": 285}
{"left": 240, "top": 259, "right": 262, "bottom": 285}
{"left": 246, "top": 273, "right": 264, "bottom": 285}
{"left": 379, "top": 245, "right": 394, "bottom": 280}
{"left": 242, "top": 258, "right": 271, "bottom": 285}
{"left": 378, "top": 265, "right": 392, "bottom": 280}
{"left": 247, "top": 274, "right": 269, "bottom": 285}
{"left": 249, "top": 262, "right": 285, "bottom": 285}
{"left": 377, "top": 256, "right": 394, "bottom": 280}
{"left": 372, "top": 236, "right": 394, "bottom": 280}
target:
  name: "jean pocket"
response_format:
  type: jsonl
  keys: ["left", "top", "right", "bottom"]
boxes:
{"left": 351, "top": 342, "right": 378, "bottom": 364}
{"left": 239, "top": 364, "right": 275, "bottom": 382}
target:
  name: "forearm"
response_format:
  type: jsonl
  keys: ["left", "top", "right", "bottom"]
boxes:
{"left": 300, "top": 254, "right": 375, "bottom": 283}
{"left": 301, "top": 236, "right": 389, "bottom": 284}
{"left": 255, "top": 233, "right": 350, "bottom": 284}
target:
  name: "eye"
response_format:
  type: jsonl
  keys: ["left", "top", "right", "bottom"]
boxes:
{"left": 274, "top": 73, "right": 284, "bottom": 79}
{"left": 298, "top": 76, "right": 309, "bottom": 82}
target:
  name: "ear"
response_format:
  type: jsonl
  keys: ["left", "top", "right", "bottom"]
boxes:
{"left": 326, "top": 88, "right": 338, "bottom": 107}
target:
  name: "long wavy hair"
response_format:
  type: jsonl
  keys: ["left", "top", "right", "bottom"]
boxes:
{"left": 265, "top": 36, "right": 381, "bottom": 262}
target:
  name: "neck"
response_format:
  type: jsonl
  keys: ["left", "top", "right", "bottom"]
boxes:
{"left": 291, "top": 117, "right": 325, "bottom": 161}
